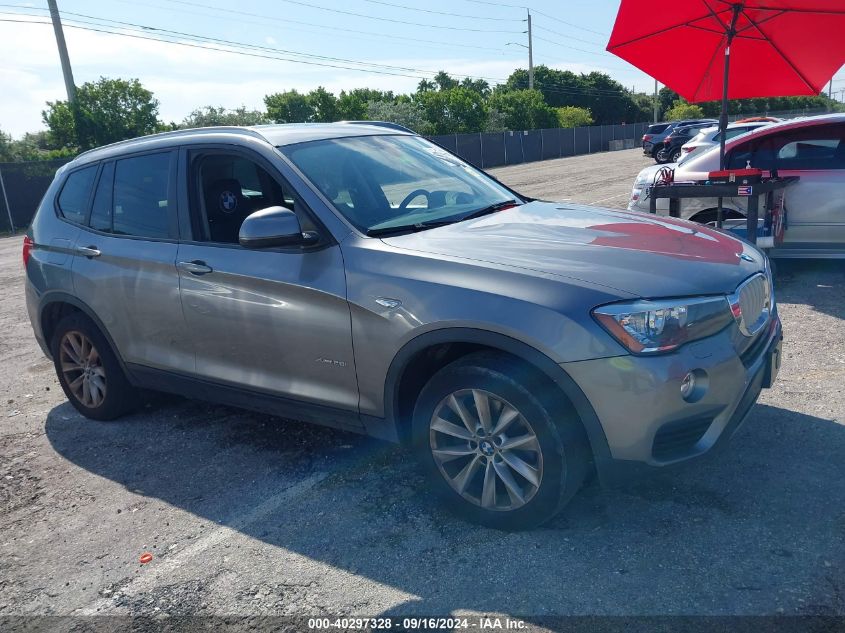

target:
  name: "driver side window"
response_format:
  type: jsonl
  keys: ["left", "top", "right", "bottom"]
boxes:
{"left": 189, "top": 152, "right": 314, "bottom": 244}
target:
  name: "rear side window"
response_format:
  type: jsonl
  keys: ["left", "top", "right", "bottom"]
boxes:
{"left": 57, "top": 166, "right": 97, "bottom": 224}
{"left": 112, "top": 152, "right": 173, "bottom": 238}
{"left": 647, "top": 124, "right": 670, "bottom": 134}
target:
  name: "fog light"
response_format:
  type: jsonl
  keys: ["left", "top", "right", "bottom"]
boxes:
{"left": 680, "top": 372, "right": 696, "bottom": 399}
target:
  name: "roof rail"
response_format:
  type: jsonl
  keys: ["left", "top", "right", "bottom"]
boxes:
{"left": 74, "top": 126, "right": 269, "bottom": 159}
{"left": 339, "top": 120, "right": 415, "bottom": 133}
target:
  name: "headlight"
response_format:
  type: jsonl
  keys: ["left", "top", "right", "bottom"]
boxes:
{"left": 592, "top": 297, "right": 733, "bottom": 354}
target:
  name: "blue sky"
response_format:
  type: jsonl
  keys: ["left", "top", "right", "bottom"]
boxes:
{"left": 1, "top": 0, "right": 843, "bottom": 137}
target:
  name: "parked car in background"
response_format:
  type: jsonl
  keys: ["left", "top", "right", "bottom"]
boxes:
{"left": 628, "top": 113, "right": 845, "bottom": 259}
{"left": 642, "top": 119, "right": 717, "bottom": 159}
{"left": 24, "top": 122, "right": 782, "bottom": 529}
{"left": 678, "top": 122, "right": 772, "bottom": 163}
{"left": 735, "top": 116, "right": 783, "bottom": 124}
{"left": 656, "top": 121, "right": 724, "bottom": 164}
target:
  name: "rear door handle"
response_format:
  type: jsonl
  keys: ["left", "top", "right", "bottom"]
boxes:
{"left": 177, "top": 260, "right": 213, "bottom": 275}
{"left": 75, "top": 245, "right": 101, "bottom": 258}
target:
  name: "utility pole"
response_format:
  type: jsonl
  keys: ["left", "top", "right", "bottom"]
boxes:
{"left": 527, "top": 9, "right": 534, "bottom": 90}
{"left": 653, "top": 79, "right": 659, "bottom": 123}
{"left": 47, "top": 0, "right": 76, "bottom": 103}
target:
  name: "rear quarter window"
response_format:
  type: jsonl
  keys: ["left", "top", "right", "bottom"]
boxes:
{"left": 57, "top": 166, "right": 97, "bottom": 224}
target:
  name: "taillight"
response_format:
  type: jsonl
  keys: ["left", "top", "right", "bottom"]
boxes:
{"left": 682, "top": 146, "right": 695, "bottom": 153}
{"left": 643, "top": 134, "right": 652, "bottom": 142}
{"left": 22, "top": 235, "right": 33, "bottom": 268}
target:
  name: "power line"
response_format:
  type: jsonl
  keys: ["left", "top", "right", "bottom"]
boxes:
{"left": 152, "top": 0, "right": 516, "bottom": 52}
{"left": 0, "top": 9, "right": 639, "bottom": 101}
{"left": 531, "top": 9, "right": 607, "bottom": 37}
{"left": 533, "top": 24, "right": 605, "bottom": 47}
{"left": 6, "top": 2, "right": 514, "bottom": 56}
{"left": 359, "top": 0, "right": 518, "bottom": 22}
{"left": 193, "top": 0, "right": 524, "bottom": 33}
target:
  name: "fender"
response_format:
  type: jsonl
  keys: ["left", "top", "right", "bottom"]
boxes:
{"left": 382, "top": 327, "right": 612, "bottom": 467}
{"left": 38, "top": 291, "right": 132, "bottom": 378}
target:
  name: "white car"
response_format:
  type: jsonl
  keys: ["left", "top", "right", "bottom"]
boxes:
{"left": 678, "top": 122, "right": 771, "bottom": 163}
{"left": 627, "top": 113, "right": 845, "bottom": 258}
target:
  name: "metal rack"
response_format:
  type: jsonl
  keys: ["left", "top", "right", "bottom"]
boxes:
{"left": 648, "top": 177, "right": 799, "bottom": 246}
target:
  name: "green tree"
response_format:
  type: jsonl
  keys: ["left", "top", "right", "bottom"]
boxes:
{"left": 556, "top": 106, "right": 593, "bottom": 128}
{"left": 460, "top": 77, "right": 491, "bottom": 98}
{"left": 0, "top": 128, "right": 12, "bottom": 161}
{"left": 264, "top": 90, "right": 314, "bottom": 123}
{"left": 337, "top": 88, "right": 394, "bottom": 120}
{"left": 308, "top": 87, "right": 339, "bottom": 122}
{"left": 502, "top": 66, "right": 643, "bottom": 124}
{"left": 366, "top": 100, "right": 426, "bottom": 132}
{"left": 664, "top": 100, "right": 706, "bottom": 120}
{"left": 433, "top": 71, "right": 458, "bottom": 91}
{"left": 418, "top": 87, "right": 488, "bottom": 134}
{"left": 180, "top": 105, "right": 269, "bottom": 128}
{"left": 417, "top": 79, "right": 436, "bottom": 93}
{"left": 487, "top": 89, "right": 557, "bottom": 130}
{"left": 42, "top": 77, "right": 161, "bottom": 151}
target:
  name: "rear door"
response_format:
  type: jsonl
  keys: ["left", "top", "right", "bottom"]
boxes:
{"left": 71, "top": 150, "right": 194, "bottom": 373}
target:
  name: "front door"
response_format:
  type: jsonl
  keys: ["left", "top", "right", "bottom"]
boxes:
{"left": 175, "top": 147, "right": 360, "bottom": 414}
{"left": 773, "top": 124, "right": 845, "bottom": 248}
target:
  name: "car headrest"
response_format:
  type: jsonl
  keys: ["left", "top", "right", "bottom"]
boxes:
{"left": 205, "top": 178, "right": 244, "bottom": 220}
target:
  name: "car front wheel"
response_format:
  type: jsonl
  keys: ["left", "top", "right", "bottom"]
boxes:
{"left": 412, "top": 352, "right": 589, "bottom": 530}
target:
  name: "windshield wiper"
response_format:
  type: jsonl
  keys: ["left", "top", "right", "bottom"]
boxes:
{"left": 365, "top": 200, "right": 520, "bottom": 237}
{"left": 366, "top": 220, "right": 455, "bottom": 237}
{"left": 457, "top": 199, "right": 519, "bottom": 222}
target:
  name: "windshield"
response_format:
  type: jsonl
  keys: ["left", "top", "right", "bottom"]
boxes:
{"left": 281, "top": 134, "right": 519, "bottom": 234}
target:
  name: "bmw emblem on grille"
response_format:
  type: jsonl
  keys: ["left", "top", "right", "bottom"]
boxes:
{"left": 729, "top": 273, "right": 771, "bottom": 337}
{"left": 219, "top": 190, "right": 238, "bottom": 213}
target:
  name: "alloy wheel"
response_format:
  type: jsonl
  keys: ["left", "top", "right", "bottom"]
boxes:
{"left": 59, "top": 330, "right": 107, "bottom": 408}
{"left": 429, "top": 389, "right": 543, "bottom": 511}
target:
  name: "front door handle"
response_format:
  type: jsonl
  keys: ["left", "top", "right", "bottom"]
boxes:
{"left": 75, "top": 245, "right": 101, "bottom": 258}
{"left": 177, "top": 260, "right": 213, "bottom": 275}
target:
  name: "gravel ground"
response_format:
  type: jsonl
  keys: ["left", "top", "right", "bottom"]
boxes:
{"left": 0, "top": 149, "right": 843, "bottom": 624}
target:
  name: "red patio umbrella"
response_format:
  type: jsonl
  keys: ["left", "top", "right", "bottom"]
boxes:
{"left": 607, "top": 1, "right": 845, "bottom": 168}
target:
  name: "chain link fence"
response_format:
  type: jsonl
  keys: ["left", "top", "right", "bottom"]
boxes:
{"left": 427, "top": 122, "right": 651, "bottom": 170}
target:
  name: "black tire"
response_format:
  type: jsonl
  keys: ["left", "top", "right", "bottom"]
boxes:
{"left": 670, "top": 149, "right": 682, "bottom": 163}
{"left": 655, "top": 148, "right": 671, "bottom": 164}
{"left": 50, "top": 312, "right": 139, "bottom": 421}
{"left": 411, "top": 352, "right": 590, "bottom": 530}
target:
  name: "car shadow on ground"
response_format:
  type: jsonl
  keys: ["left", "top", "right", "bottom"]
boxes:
{"left": 45, "top": 393, "right": 845, "bottom": 616}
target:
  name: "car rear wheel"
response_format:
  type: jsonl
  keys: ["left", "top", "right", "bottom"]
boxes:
{"left": 670, "top": 149, "right": 682, "bottom": 163}
{"left": 51, "top": 313, "right": 139, "bottom": 421}
{"left": 412, "top": 352, "right": 589, "bottom": 530}
{"left": 655, "top": 148, "right": 672, "bottom": 164}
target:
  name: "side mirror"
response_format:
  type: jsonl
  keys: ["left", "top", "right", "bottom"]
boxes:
{"left": 238, "top": 206, "right": 317, "bottom": 249}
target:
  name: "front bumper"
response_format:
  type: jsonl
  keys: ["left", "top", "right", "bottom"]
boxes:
{"left": 563, "top": 313, "right": 782, "bottom": 486}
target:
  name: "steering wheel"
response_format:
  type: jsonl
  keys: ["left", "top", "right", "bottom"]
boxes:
{"left": 398, "top": 189, "right": 431, "bottom": 210}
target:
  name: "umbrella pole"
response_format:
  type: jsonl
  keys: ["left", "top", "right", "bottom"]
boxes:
{"left": 717, "top": 4, "right": 742, "bottom": 229}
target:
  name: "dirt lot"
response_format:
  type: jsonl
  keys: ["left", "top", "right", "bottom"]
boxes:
{"left": 1, "top": 148, "right": 843, "bottom": 624}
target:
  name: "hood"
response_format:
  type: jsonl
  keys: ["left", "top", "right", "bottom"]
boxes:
{"left": 381, "top": 201, "right": 765, "bottom": 298}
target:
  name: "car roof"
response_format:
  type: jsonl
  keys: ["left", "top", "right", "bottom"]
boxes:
{"left": 679, "top": 112, "right": 845, "bottom": 168}
{"left": 66, "top": 122, "right": 414, "bottom": 168}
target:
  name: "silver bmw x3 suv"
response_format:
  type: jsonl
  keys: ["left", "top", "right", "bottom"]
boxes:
{"left": 24, "top": 123, "right": 782, "bottom": 529}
